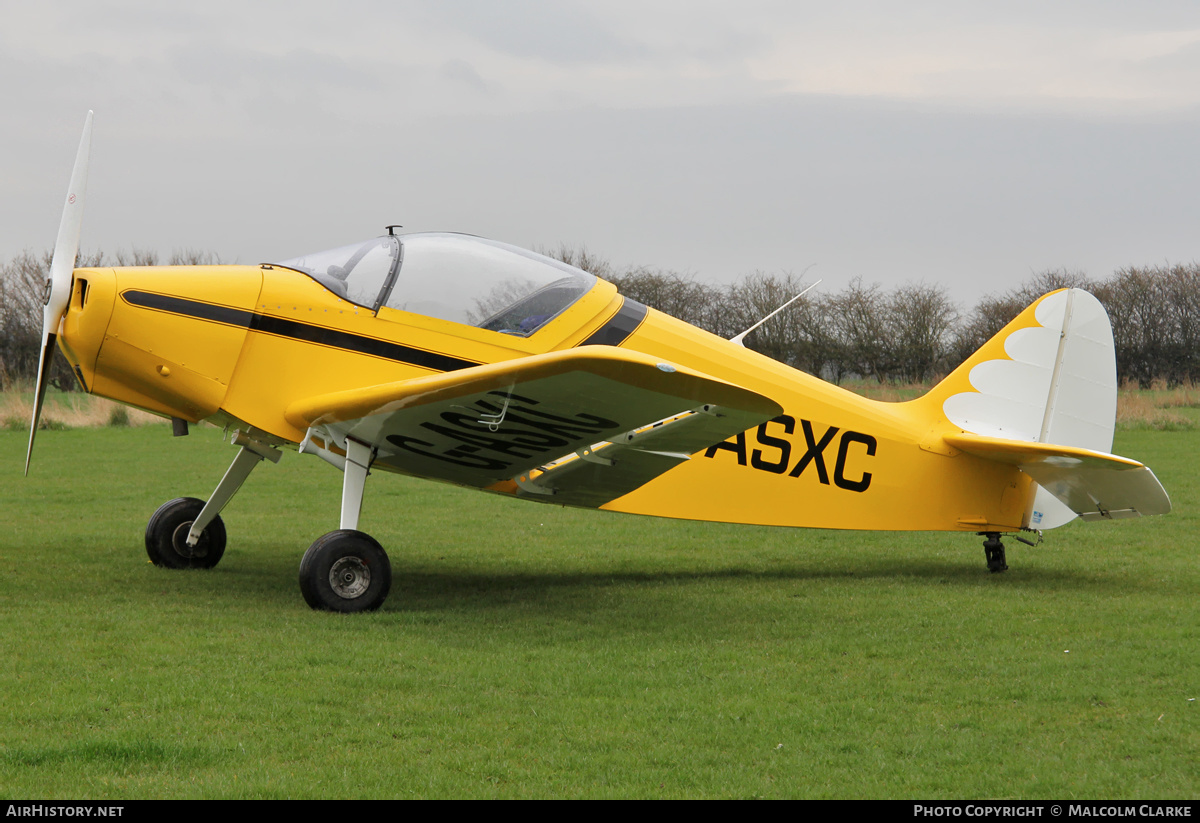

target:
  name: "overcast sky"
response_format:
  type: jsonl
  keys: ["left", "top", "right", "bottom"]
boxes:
{"left": 3, "top": 0, "right": 1200, "bottom": 306}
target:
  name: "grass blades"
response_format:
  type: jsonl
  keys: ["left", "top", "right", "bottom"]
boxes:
{"left": 0, "top": 425, "right": 1196, "bottom": 798}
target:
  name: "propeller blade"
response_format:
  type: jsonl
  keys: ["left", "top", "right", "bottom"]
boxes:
{"left": 26, "top": 111, "right": 93, "bottom": 475}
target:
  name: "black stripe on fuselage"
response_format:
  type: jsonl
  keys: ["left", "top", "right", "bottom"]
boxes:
{"left": 121, "top": 290, "right": 480, "bottom": 373}
{"left": 123, "top": 290, "right": 253, "bottom": 327}
{"left": 579, "top": 298, "right": 648, "bottom": 347}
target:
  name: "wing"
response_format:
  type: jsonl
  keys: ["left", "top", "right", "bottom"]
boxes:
{"left": 286, "top": 346, "right": 783, "bottom": 506}
{"left": 943, "top": 432, "right": 1171, "bottom": 521}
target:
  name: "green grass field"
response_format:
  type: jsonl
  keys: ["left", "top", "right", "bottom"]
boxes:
{"left": 1, "top": 423, "right": 1196, "bottom": 798}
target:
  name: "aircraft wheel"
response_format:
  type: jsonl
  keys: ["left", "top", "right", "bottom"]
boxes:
{"left": 145, "top": 497, "right": 226, "bottom": 570}
{"left": 299, "top": 530, "right": 392, "bottom": 613}
{"left": 982, "top": 533, "right": 1008, "bottom": 573}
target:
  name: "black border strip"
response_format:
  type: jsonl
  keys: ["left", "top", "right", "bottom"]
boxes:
{"left": 121, "top": 290, "right": 479, "bottom": 373}
{"left": 579, "top": 298, "right": 648, "bottom": 347}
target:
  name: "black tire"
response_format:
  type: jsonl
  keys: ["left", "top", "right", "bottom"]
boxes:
{"left": 145, "top": 497, "right": 226, "bottom": 570}
{"left": 983, "top": 535, "right": 1008, "bottom": 573}
{"left": 299, "top": 530, "right": 392, "bottom": 613}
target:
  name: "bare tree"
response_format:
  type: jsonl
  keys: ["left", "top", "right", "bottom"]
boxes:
{"left": 540, "top": 244, "right": 615, "bottom": 281}
{"left": 886, "top": 282, "right": 958, "bottom": 383}
{"left": 722, "top": 271, "right": 830, "bottom": 374}
{"left": 113, "top": 248, "right": 159, "bottom": 267}
{"left": 169, "top": 249, "right": 221, "bottom": 266}
{"left": 1111, "top": 264, "right": 1200, "bottom": 386}
{"left": 609, "top": 267, "right": 726, "bottom": 332}
{"left": 825, "top": 278, "right": 892, "bottom": 382}
{"left": 952, "top": 268, "right": 1091, "bottom": 365}
{"left": 1009, "top": 268, "right": 1092, "bottom": 305}
{"left": 1163, "top": 264, "right": 1200, "bottom": 384}
{"left": 0, "top": 250, "right": 105, "bottom": 390}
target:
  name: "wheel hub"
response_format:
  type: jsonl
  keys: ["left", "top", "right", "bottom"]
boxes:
{"left": 171, "top": 521, "right": 208, "bottom": 559}
{"left": 329, "top": 556, "right": 370, "bottom": 599}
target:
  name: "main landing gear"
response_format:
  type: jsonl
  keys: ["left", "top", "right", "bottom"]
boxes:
{"left": 298, "top": 530, "right": 391, "bottom": 613}
{"left": 146, "top": 430, "right": 391, "bottom": 613}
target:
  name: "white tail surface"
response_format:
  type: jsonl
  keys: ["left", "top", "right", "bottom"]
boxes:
{"left": 942, "top": 289, "right": 1127, "bottom": 528}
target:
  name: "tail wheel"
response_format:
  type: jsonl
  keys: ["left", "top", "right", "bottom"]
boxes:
{"left": 982, "top": 533, "right": 1008, "bottom": 573}
{"left": 299, "top": 530, "right": 392, "bottom": 613}
{"left": 145, "top": 497, "right": 227, "bottom": 569}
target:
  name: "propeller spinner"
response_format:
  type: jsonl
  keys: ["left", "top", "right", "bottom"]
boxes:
{"left": 25, "top": 111, "right": 93, "bottom": 475}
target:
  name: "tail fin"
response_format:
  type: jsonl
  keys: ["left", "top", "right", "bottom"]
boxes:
{"left": 921, "top": 289, "right": 1169, "bottom": 528}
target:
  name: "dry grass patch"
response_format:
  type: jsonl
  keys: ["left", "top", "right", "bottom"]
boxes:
{"left": 840, "top": 380, "right": 931, "bottom": 402}
{"left": 849, "top": 379, "right": 1197, "bottom": 430}
{"left": 1116, "top": 389, "right": 1197, "bottom": 431}
{"left": 1154, "top": 382, "right": 1200, "bottom": 409}
{"left": 0, "top": 391, "right": 163, "bottom": 431}
{"left": 3, "top": 381, "right": 1195, "bottom": 435}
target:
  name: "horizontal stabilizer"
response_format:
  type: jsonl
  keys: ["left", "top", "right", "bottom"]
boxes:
{"left": 944, "top": 432, "right": 1171, "bottom": 521}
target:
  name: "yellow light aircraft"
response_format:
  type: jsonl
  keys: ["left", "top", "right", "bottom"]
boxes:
{"left": 25, "top": 113, "right": 1171, "bottom": 612}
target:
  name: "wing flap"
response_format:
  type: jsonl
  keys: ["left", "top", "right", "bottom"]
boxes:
{"left": 944, "top": 432, "right": 1171, "bottom": 520}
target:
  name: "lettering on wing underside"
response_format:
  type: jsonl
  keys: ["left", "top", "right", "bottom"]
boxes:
{"left": 386, "top": 391, "right": 622, "bottom": 472}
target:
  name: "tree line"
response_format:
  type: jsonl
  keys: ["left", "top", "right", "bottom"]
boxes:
{"left": 0, "top": 249, "right": 217, "bottom": 391}
{"left": 551, "top": 246, "right": 1200, "bottom": 387}
{"left": 1, "top": 246, "right": 1196, "bottom": 390}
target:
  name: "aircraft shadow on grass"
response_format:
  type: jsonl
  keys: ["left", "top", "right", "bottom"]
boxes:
{"left": 165, "top": 547, "right": 1159, "bottom": 615}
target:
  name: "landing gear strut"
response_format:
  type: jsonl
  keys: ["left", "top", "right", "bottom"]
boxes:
{"left": 297, "top": 433, "right": 392, "bottom": 613}
{"left": 150, "top": 428, "right": 394, "bottom": 612}
{"left": 981, "top": 532, "right": 1008, "bottom": 573}
{"left": 146, "top": 431, "right": 280, "bottom": 570}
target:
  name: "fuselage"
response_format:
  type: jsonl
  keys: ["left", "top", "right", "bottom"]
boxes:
{"left": 58, "top": 252, "right": 1029, "bottom": 534}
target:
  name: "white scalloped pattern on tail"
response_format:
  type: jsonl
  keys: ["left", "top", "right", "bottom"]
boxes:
{"left": 942, "top": 289, "right": 1117, "bottom": 529}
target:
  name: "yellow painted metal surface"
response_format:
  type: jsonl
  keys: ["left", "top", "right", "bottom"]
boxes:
{"left": 84, "top": 266, "right": 262, "bottom": 421}
{"left": 221, "top": 268, "right": 621, "bottom": 442}
{"left": 592, "top": 308, "right": 1031, "bottom": 531}
{"left": 57, "top": 267, "right": 115, "bottom": 390}
{"left": 57, "top": 258, "right": 1055, "bottom": 533}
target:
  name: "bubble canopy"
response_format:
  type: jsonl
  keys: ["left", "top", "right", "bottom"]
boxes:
{"left": 274, "top": 233, "right": 597, "bottom": 336}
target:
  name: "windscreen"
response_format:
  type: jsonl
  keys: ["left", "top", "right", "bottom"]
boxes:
{"left": 275, "top": 236, "right": 400, "bottom": 309}
{"left": 276, "top": 233, "right": 595, "bottom": 336}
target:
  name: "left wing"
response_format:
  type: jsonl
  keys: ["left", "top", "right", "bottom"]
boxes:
{"left": 286, "top": 346, "right": 783, "bottom": 505}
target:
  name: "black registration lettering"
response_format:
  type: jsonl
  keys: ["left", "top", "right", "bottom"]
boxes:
{"left": 750, "top": 415, "right": 794, "bottom": 474}
{"left": 703, "top": 431, "right": 747, "bottom": 465}
{"left": 703, "top": 416, "right": 877, "bottom": 494}
{"left": 387, "top": 434, "right": 511, "bottom": 471}
{"left": 387, "top": 393, "right": 622, "bottom": 473}
{"left": 788, "top": 420, "right": 838, "bottom": 483}
{"left": 833, "top": 431, "right": 876, "bottom": 492}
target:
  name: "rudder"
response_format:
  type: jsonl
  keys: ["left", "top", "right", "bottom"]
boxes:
{"left": 922, "top": 289, "right": 1132, "bottom": 528}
